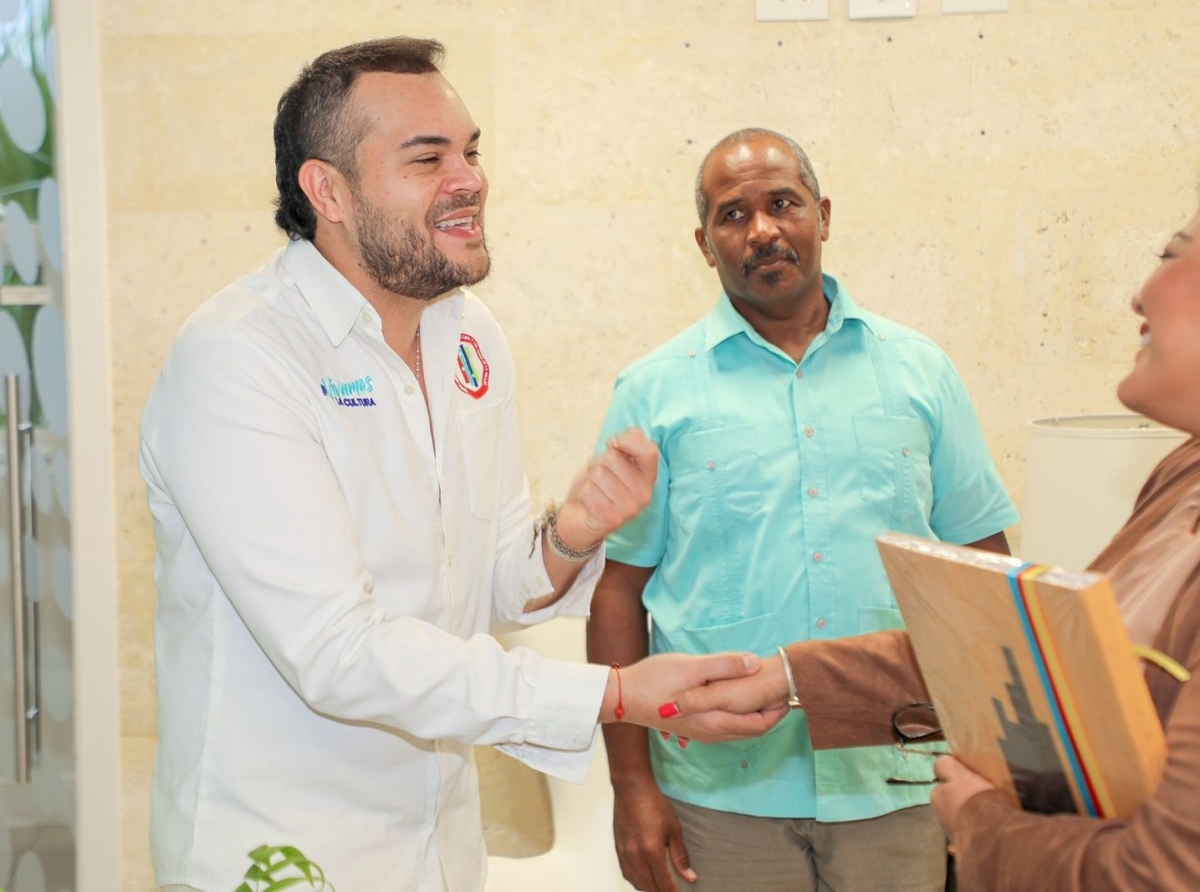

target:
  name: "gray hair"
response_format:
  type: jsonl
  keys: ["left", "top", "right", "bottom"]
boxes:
{"left": 694, "top": 128, "right": 821, "bottom": 226}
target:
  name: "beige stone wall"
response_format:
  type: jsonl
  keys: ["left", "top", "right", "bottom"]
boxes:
{"left": 102, "top": 0, "right": 1200, "bottom": 887}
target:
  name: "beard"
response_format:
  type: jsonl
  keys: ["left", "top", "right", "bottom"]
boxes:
{"left": 353, "top": 190, "right": 491, "bottom": 301}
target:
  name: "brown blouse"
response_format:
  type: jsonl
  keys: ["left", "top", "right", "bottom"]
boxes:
{"left": 792, "top": 438, "right": 1200, "bottom": 891}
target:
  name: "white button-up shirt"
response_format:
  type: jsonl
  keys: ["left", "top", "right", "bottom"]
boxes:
{"left": 140, "top": 239, "right": 609, "bottom": 892}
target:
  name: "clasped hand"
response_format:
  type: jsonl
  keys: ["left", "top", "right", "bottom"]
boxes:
{"left": 614, "top": 652, "right": 790, "bottom": 743}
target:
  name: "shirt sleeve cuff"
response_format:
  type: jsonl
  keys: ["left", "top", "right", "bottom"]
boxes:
{"left": 510, "top": 540, "right": 607, "bottom": 626}
{"left": 496, "top": 658, "right": 610, "bottom": 783}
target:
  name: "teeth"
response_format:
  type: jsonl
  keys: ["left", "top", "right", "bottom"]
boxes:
{"left": 1141, "top": 332, "right": 1151, "bottom": 346}
{"left": 435, "top": 217, "right": 473, "bottom": 230}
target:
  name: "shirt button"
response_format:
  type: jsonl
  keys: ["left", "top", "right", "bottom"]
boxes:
{"left": 688, "top": 350, "right": 697, "bottom": 358}
{"left": 879, "top": 333, "right": 888, "bottom": 341}
{"left": 795, "top": 368, "right": 804, "bottom": 379}
{"left": 804, "top": 427, "right": 815, "bottom": 438}
{"left": 707, "top": 461, "right": 716, "bottom": 470}
{"left": 404, "top": 385, "right": 415, "bottom": 395}
{"left": 813, "top": 551, "right": 824, "bottom": 562}
{"left": 816, "top": 618, "right": 827, "bottom": 629}
{"left": 808, "top": 487, "right": 819, "bottom": 498}
{"left": 740, "top": 759, "right": 750, "bottom": 769}
{"left": 902, "top": 447, "right": 910, "bottom": 457}
{"left": 361, "top": 310, "right": 374, "bottom": 325}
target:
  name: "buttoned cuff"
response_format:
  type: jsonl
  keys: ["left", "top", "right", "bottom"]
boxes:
{"left": 496, "top": 658, "right": 610, "bottom": 783}
{"left": 510, "top": 540, "right": 607, "bottom": 626}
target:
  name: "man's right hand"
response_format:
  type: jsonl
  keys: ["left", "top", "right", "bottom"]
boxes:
{"left": 613, "top": 781, "right": 695, "bottom": 892}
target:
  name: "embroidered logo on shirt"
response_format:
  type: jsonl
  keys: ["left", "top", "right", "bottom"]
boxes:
{"left": 455, "top": 334, "right": 490, "bottom": 399}
{"left": 320, "top": 375, "right": 377, "bottom": 407}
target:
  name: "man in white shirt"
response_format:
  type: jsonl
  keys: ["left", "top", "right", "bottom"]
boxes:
{"left": 142, "top": 36, "right": 783, "bottom": 892}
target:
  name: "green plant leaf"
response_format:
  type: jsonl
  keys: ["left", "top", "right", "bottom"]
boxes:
{"left": 238, "top": 845, "right": 334, "bottom": 891}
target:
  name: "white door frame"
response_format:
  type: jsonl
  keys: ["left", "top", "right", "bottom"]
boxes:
{"left": 57, "top": 0, "right": 121, "bottom": 887}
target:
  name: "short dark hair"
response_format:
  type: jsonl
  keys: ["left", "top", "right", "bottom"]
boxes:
{"left": 273, "top": 37, "right": 445, "bottom": 241}
{"left": 695, "top": 128, "right": 821, "bottom": 226}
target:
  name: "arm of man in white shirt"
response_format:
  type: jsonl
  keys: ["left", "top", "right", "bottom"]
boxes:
{"left": 141, "top": 325, "right": 611, "bottom": 771}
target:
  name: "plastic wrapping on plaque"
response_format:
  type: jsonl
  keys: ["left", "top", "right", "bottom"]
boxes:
{"left": 877, "top": 531, "right": 1166, "bottom": 818}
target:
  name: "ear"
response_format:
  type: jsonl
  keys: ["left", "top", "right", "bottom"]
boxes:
{"left": 818, "top": 197, "right": 832, "bottom": 242}
{"left": 695, "top": 227, "right": 717, "bottom": 268}
{"left": 298, "top": 159, "right": 352, "bottom": 228}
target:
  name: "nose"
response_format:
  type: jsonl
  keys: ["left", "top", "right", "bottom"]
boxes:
{"left": 746, "top": 211, "right": 781, "bottom": 245}
{"left": 444, "top": 153, "right": 485, "bottom": 195}
{"left": 1131, "top": 288, "right": 1145, "bottom": 316}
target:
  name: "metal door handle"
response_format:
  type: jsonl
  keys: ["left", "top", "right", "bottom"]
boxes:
{"left": 20, "top": 419, "right": 39, "bottom": 756}
{"left": 5, "top": 373, "right": 29, "bottom": 783}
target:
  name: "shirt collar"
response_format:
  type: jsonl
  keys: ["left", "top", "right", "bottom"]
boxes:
{"left": 281, "top": 238, "right": 465, "bottom": 346}
{"left": 703, "top": 273, "right": 871, "bottom": 353}
{"left": 282, "top": 238, "right": 369, "bottom": 347}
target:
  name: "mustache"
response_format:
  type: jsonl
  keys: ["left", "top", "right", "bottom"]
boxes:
{"left": 426, "top": 193, "right": 483, "bottom": 224}
{"left": 741, "top": 244, "right": 799, "bottom": 277}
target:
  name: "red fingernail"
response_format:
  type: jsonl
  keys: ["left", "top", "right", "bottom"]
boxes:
{"left": 660, "top": 730, "right": 670, "bottom": 740}
{"left": 678, "top": 738, "right": 689, "bottom": 749}
{"left": 658, "top": 701, "right": 680, "bottom": 719}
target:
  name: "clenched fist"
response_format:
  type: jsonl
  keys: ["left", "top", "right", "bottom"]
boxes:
{"left": 554, "top": 427, "right": 658, "bottom": 551}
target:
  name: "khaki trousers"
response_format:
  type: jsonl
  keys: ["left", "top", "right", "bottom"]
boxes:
{"left": 668, "top": 797, "right": 948, "bottom": 892}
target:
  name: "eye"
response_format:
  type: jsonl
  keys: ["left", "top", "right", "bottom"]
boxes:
{"left": 414, "top": 154, "right": 439, "bottom": 165}
{"left": 773, "top": 198, "right": 793, "bottom": 210}
{"left": 724, "top": 208, "right": 745, "bottom": 222}
{"left": 466, "top": 148, "right": 482, "bottom": 163}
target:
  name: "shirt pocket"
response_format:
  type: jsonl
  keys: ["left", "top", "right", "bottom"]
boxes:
{"left": 454, "top": 403, "right": 502, "bottom": 520}
{"left": 669, "top": 424, "right": 765, "bottom": 528}
{"left": 852, "top": 415, "right": 932, "bottom": 527}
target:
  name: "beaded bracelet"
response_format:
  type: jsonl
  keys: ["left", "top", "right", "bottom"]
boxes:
{"left": 532, "top": 501, "right": 602, "bottom": 563}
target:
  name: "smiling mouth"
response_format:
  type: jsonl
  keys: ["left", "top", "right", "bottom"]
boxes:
{"left": 434, "top": 216, "right": 477, "bottom": 232}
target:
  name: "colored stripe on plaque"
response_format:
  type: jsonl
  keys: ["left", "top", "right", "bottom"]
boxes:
{"left": 1006, "top": 564, "right": 1103, "bottom": 817}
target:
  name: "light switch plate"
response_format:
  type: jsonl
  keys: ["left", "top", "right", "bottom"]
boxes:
{"left": 849, "top": 0, "right": 916, "bottom": 19}
{"left": 756, "top": 0, "right": 829, "bottom": 22}
{"left": 942, "top": 0, "right": 1008, "bottom": 12}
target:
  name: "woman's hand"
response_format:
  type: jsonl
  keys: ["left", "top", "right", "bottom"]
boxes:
{"left": 658, "top": 650, "right": 792, "bottom": 720}
{"left": 931, "top": 755, "right": 996, "bottom": 842}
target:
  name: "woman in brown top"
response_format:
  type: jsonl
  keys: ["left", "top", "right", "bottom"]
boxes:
{"left": 665, "top": 205, "right": 1200, "bottom": 890}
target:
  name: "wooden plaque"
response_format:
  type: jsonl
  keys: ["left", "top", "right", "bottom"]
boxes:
{"left": 877, "top": 532, "right": 1166, "bottom": 818}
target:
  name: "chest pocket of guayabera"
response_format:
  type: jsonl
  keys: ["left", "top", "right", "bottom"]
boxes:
{"left": 852, "top": 414, "right": 932, "bottom": 528}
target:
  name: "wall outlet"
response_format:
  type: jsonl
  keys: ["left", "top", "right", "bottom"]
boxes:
{"left": 942, "top": 0, "right": 1008, "bottom": 12}
{"left": 848, "top": 0, "right": 916, "bottom": 19}
{"left": 756, "top": 0, "right": 829, "bottom": 22}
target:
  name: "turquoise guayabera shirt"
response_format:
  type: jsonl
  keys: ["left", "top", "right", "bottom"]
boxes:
{"left": 599, "top": 274, "right": 1019, "bottom": 822}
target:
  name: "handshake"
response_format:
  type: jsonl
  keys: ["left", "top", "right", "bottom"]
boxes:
{"left": 598, "top": 650, "right": 796, "bottom": 743}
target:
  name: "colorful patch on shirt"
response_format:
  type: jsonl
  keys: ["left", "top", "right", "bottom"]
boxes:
{"left": 320, "top": 374, "right": 377, "bottom": 407}
{"left": 455, "top": 333, "right": 490, "bottom": 399}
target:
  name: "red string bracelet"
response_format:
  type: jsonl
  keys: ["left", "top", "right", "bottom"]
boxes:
{"left": 612, "top": 663, "right": 625, "bottom": 720}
